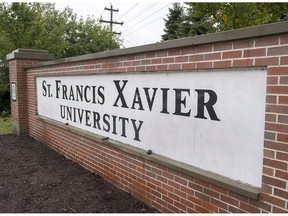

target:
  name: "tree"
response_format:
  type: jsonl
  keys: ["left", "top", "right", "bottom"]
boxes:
{"left": 185, "top": 3, "right": 288, "bottom": 33}
{"left": 161, "top": 3, "right": 212, "bottom": 41}
{"left": 162, "top": 3, "right": 288, "bottom": 42}
{"left": 0, "top": 2, "right": 121, "bottom": 115}
{"left": 161, "top": 3, "right": 186, "bottom": 41}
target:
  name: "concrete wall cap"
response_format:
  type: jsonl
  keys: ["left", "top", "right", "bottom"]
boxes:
{"left": 6, "top": 48, "right": 55, "bottom": 61}
{"left": 17, "top": 20, "right": 288, "bottom": 68}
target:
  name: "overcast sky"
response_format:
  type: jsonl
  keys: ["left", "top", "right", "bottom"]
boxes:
{"left": 54, "top": 1, "right": 174, "bottom": 48}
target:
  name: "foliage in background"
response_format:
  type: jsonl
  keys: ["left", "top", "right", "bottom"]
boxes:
{"left": 162, "top": 2, "right": 288, "bottom": 41}
{"left": 0, "top": 2, "right": 122, "bottom": 116}
{"left": 0, "top": 116, "right": 12, "bottom": 134}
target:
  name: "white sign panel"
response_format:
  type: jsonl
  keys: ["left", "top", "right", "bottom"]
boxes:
{"left": 36, "top": 69, "right": 267, "bottom": 187}
{"left": 11, "top": 82, "right": 17, "bottom": 101}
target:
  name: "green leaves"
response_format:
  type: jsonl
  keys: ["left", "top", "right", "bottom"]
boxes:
{"left": 0, "top": 2, "right": 122, "bottom": 113}
{"left": 162, "top": 2, "right": 288, "bottom": 42}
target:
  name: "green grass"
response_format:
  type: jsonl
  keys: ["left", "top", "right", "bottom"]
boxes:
{"left": 0, "top": 116, "right": 13, "bottom": 134}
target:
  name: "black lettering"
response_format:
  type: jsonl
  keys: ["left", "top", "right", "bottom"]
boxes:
{"left": 112, "top": 115, "right": 117, "bottom": 135}
{"left": 66, "top": 106, "right": 73, "bottom": 121}
{"left": 73, "top": 107, "right": 76, "bottom": 122}
{"left": 144, "top": 87, "right": 158, "bottom": 111}
{"left": 131, "top": 88, "right": 144, "bottom": 110}
{"left": 194, "top": 89, "right": 220, "bottom": 121}
{"left": 92, "top": 111, "right": 101, "bottom": 129}
{"left": 42, "top": 80, "right": 47, "bottom": 96}
{"left": 103, "top": 114, "right": 110, "bottom": 132}
{"left": 84, "top": 86, "right": 91, "bottom": 103}
{"left": 69, "top": 86, "right": 75, "bottom": 101}
{"left": 160, "top": 88, "right": 169, "bottom": 114}
{"left": 173, "top": 89, "right": 191, "bottom": 117}
{"left": 113, "top": 80, "right": 128, "bottom": 108}
{"left": 76, "top": 85, "right": 83, "bottom": 101}
{"left": 85, "top": 110, "right": 91, "bottom": 126}
{"left": 131, "top": 119, "right": 143, "bottom": 141}
{"left": 119, "top": 117, "right": 129, "bottom": 137}
{"left": 60, "top": 105, "right": 65, "bottom": 119}
{"left": 55, "top": 80, "right": 61, "bottom": 98}
{"left": 62, "top": 85, "right": 68, "bottom": 100}
{"left": 98, "top": 86, "right": 105, "bottom": 105}
{"left": 47, "top": 84, "right": 52, "bottom": 97}
{"left": 77, "top": 108, "right": 84, "bottom": 124}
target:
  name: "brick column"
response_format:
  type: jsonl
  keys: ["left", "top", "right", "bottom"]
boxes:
{"left": 6, "top": 49, "right": 55, "bottom": 135}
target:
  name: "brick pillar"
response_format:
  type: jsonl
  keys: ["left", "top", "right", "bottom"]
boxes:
{"left": 6, "top": 49, "right": 55, "bottom": 135}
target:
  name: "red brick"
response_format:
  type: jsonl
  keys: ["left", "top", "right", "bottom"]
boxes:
{"left": 274, "top": 188, "right": 288, "bottom": 200}
{"left": 276, "top": 152, "right": 288, "bottom": 163}
{"left": 243, "top": 48, "right": 266, "bottom": 57}
{"left": 279, "top": 96, "right": 288, "bottom": 105}
{"left": 277, "top": 134, "right": 288, "bottom": 143}
{"left": 239, "top": 202, "right": 260, "bottom": 213}
{"left": 168, "top": 49, "right": 182, "bottom": 56}
{"left": 174, "top": 176, "right": 187, "bottom": 186}
{"left": 167, "top": 203, "right": 179, "bottom": 213}
{"left": 264, "top": 149, "right": 275, "bottom": 158}
{"left": 183, "top": 45, "right": 212, "bottom": 55}
{"left": 272, "top": 206, "right": 288, "bottom": 213}
{"left": 203, "top": 188, "right": 220, "bottom": 199}
{"left": 182, "top": 63, "right": 196, "bottom": 70}
{"left": 146, "top": 65, "right": 157, "bottom": 71}
{"left": 233, "top": 39, "right": 254, "bottom": 49}
{"left": 162, "top": 57, "right": 174, "bottom": 63}
{"left": 263, "top": 166, "right": 274, "bottom": 176}
{"left": 268, "top": 67, "right": 288, "bottom": 75}
{"left": 268, "top": 45, "right": 288, "bottom": 56}
{"left": 151, "top": 58, "right": 162, "bottom": 64}
{"left": 280, "top": 56, "right": 288, "bottom": 65}
{"left": 205, "top": 53, "right": 221, "bottom": 60}
{"left": 266, "top": 104, "right": 288, "bottom": 114}
{"left": 278, "top": 115, "right": 288, "bottom": 124}
{"left": 266, "top": 95, "right": 277, "bottom": 104}
{"left": 146, "top": 52, "right": 155, "bottom": 58}
{"left": 157, "top": 65, "right": 168, "bottom": 71}
{"left": 214, "top": 42, "right": 232, "bottom": 51}
{"left": 275, "top": 170, "right": 288, "bottom": 180}
{"left": 168, "top": 64, "right": 181, "bottom": 70}
{"left": 189, "top": 54, "right": 204, "bottom": 61}
{"left": 223, "top": 50, "right": 242, "bottom": 59}
{"left": 280, "top": 34, "right": 288, "bottom": 44}
{"left": 187, "top": 195, "right": 202, "bottom": 205}
{"left": 264, "top": 158, "right": 287, "bottom": 170}
{"left": 232, "top": 59, "right": 254, "bottom": 67}
{"left": 265, "top": 123, "right": 288, "bottom": 134}
{"left": 197, "top": 61, "right": 212, "bottom": 69}
{"left": 229, "top": 205, "right": 246, "bottom": 213}
{"left": 261, "top": 193, "right": 286, "bottom": 208}
{"left": 267, "top": 86, "right": 288, "bottom": 94}
{"left": 195, "top": 204, "right": 210, "bottom": 213}
{"left": 262, "top": 175, "right": 286, "bottom": 189}
{"left": 255, "top": 36, "right": 279, "bottom": 47}
{"left": 195, "top": 191, "right": 210, "bottom": 202}
{"left": 211, "top": 198, "right": 228, "bottom": 210}
{"left": 265, "top": 114, "right": 277, "bottom": 122}
{"left": 174, "top": 200, "right": 187, "bottom": 211}
{"left": 175, "top": 56, "right": 188, "bottom": 62}
{"left": 214, "top": 60, "right": 232, "bottom": 68}
{"left": 156, "top": 51, "right": 167, "bottom": 57}
{"left": 255, "top": 57, "right": 279, "bottom": 66}
{"left": 280, "top": 76, "right": 288, "bottom": 84}
{"left": 267, "top": 77, "right": 278, "bottom": 85}
{"left": 202, "top": 201, "right": 218, "bottom": 213}
{"left": 220, "top": 194, "right": 239, "bottom": 206}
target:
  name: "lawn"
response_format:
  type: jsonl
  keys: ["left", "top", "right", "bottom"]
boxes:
{"left": 0, "top": 116, "right": 12, "bottom": 134}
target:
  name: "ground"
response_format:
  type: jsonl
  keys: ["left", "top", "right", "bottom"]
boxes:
{"left": 0, "top": 134, "right": 158, "bottom": 213}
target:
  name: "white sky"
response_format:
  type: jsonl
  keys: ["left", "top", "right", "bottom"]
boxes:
{"left": 54, "top": 1, "right": 174, "bottom": 48}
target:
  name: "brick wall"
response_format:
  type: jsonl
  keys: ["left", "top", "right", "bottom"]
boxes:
{"left": 8, "top": 22, "right": 288, "bottom": 213}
